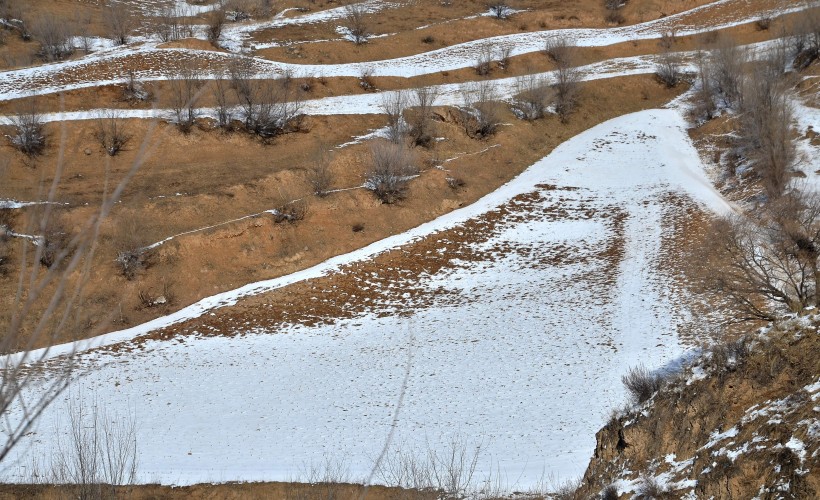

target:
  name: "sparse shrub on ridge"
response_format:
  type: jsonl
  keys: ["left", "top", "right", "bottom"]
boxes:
{"left": 366, "top": 141, "right": 417, "bottom": 204}
{"left": 8, "top": 100, "right": 46, "bottom": 157}
{"left": 622, "top": 365, "right": 664, "bottom": 405}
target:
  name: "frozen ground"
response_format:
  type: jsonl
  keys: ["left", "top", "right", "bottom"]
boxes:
{"left": 1, "top": 109, "right": 732, "bottom": 486}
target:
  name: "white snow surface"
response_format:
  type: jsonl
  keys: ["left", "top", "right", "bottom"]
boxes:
{"left": 1, "top": 109, "right": 730, "bottom": 486}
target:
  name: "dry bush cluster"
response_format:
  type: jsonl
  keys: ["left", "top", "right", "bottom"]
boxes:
{"left": 621, "top": 365, "right": 665, "bottom": 405}
{"left": 366, "top": 141, "right": 418, "bottom": 204}
{"left": 7, "top": 101, "right": 47, "bottom": 157}
{"left": 343, "top": 2, "right": 369, "bottom": 45}
{"left": 226, "top": 57, "right": 305, "bottom": 139}
{"left": 460, "top": 80, "right": 503, "bottom": 139}
{"left": 95, "top": 110, "right": 131, "bottom": 156}
{"left": 511, "top": 74, "right": 553, "bottom": 121}
{"left": 604, "top": 0, "right": 627, "bottom": 24}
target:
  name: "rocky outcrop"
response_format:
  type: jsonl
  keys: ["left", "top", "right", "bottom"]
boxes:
{"left": 576, "top": 319, "right": 820, "bottom": 499}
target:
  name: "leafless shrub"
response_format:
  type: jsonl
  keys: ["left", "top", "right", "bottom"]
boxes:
{"left": 229, "top": 59, "right": 304, "bottom": 139}
{"left": 359, "top": 66, "right": 376, "bottom": 91}
{"left": 7, "top": 101, "right": 46, "bottom": 157}
{"left": 95, "top": 110, "right": 131, "bottom": 156}
{"left": 168, "top": 62, "right": 206, "bottom": 133}
{"left": 102, "top": 0, "right": 134, "bottom": 46}
{"left": 446, "top": 177, "right": 465, "bottom": 190}
{"left": 461, "top": 80, "right": 502, "bottom": 138}
{"left": 206, "top": 8, "right": 226, "bottom": 45}
{"left": 32, "top": 13, "right": 73, "bottom": 61}
{"left": 710, "top": 36, "right": 747, "bottom": 108}
{"left": 599, "top": 485, "right": 619, "bottom": 500}
{"left": 554, "top": 57, "right": 582, "bottom": 123}
{"left": 604, "top": 0, "right": 626, "bottom": 25}
{"left": 212, "top": 70, "right": 235, "bottom": 130}
{"left": 121, "top": 70, "right": 150, "bottom": 102}
{"left": 366, "top": 141, "right": 417, "bottom": 204}
{"left": 736, "top": 51, "right": 794, "bottom": 198}
{"left": 422, "top": 35, "right": 435, "bottom": 44}
{"left": 790, "top": 7, "right": 820, "bottom": 70}
{"left": 115, "top": 248, "right": 151, "bottom": 281}
{"left": 408, "top": 86, "right": 439, "bottom": 148}
{"left": 544, "top": 35, "right": 576, "bottom": 66}
{"left": 635, "top": 475, "right": 670, "bottom": 499}
{"left": 488, "top": 1, "right": 512, "bottom": 20}
{"left": 309, "top": 150, "right": 334, "bottom": 197}
{"left": 381, "top": 91, "right": 408, "bottom": 144}
{"left": 273, "top": 194, "right": 308, "bottom": 223}
{"left": 551, "top": 476, "right": 582, "bottom": 500}
{"left": 47, "top": 396, "right": 138, "bottom": 498}
{"left": 655, "top": 50, "right": 682, "bottom": 88}
{"left": 497, "top": 44, "right": 513, "bottom": 70}
{"left": 622, "top": 365, "right": 663, "bottom": 405}
{"left": 138, "top": 282, "right": 174, "bottom": 309}
{"left": 475, "top": 43, "right": 494, "bottom": 75}
{"left": 152, "top": 6, "right": 185, "bottom": 42}
{"left": 38, "top": 219, "right": 72, "bottom": 269}
{"left": 658, "top": 29, "right": 677, "bottom": 50}
{"left": 343, "top": 2, "right": 369, "bottom": 45}
{"left": 511, "top": 74, "right": 554, "bottom": 120}
{"left": 756, "top": 16, "right": 772, "bottom": 31}
{"left": 690, "top": 51, "right": 717, "bottom": 122}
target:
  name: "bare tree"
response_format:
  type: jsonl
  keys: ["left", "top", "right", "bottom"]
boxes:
{"left": 7, "top": 99, "right": 46, "bottom": 157}
{"left": 699, "top": 193, "right": 820, "bottom": 321}
{"left": 736, "top": 50, "right": 794, "bottom": 198}
{"left": 689, "top": 50, "right": 717, "bottom": 122}
{"left": 151, "top": 6, "right": 182, "bottom": 42}
{"left": 32, "top": 13, "right": 74, "bottom": 61}
{"left": 102, "top": 0, "right": 134, "bottom": 46}
{"left": 168, "top": 62, "right": 206, "bottom": 133}
{"left": 366, "top": 141, "right": 417, "bottom": 203}
{"left": 511, "top": 74, "right": 554, "bottom": 121}
{"left": 381, "top": 91, "right": 408, "bottom": 144}
{"left": 343, "top": 2, "right": 369, "bottom": 45}
{"left": 206, "top": 7, "right": 226, "bottom": 45}
{"left": 95, "top": 110, "right": 131, "bottom": 156}
{"left": 461, "top": 80, "right": 502, "bottom": 138}
{"left": 408, "top": 86, "right": 439, "bottom": 148}
{"left": 710, "top": 36, "right": 747, "bottom": 108}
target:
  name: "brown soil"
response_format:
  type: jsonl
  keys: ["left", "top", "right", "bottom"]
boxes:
{"left": 0, "top": 480, "right": 431, "bottom": 500}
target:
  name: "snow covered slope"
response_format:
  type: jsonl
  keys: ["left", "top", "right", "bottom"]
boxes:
{"left": 1, "top": 108, "right": 730, "bottom": 486}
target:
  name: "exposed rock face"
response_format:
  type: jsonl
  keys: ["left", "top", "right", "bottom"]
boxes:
{"left": 576, "top": 319, "right": 820, "bottom": 499}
